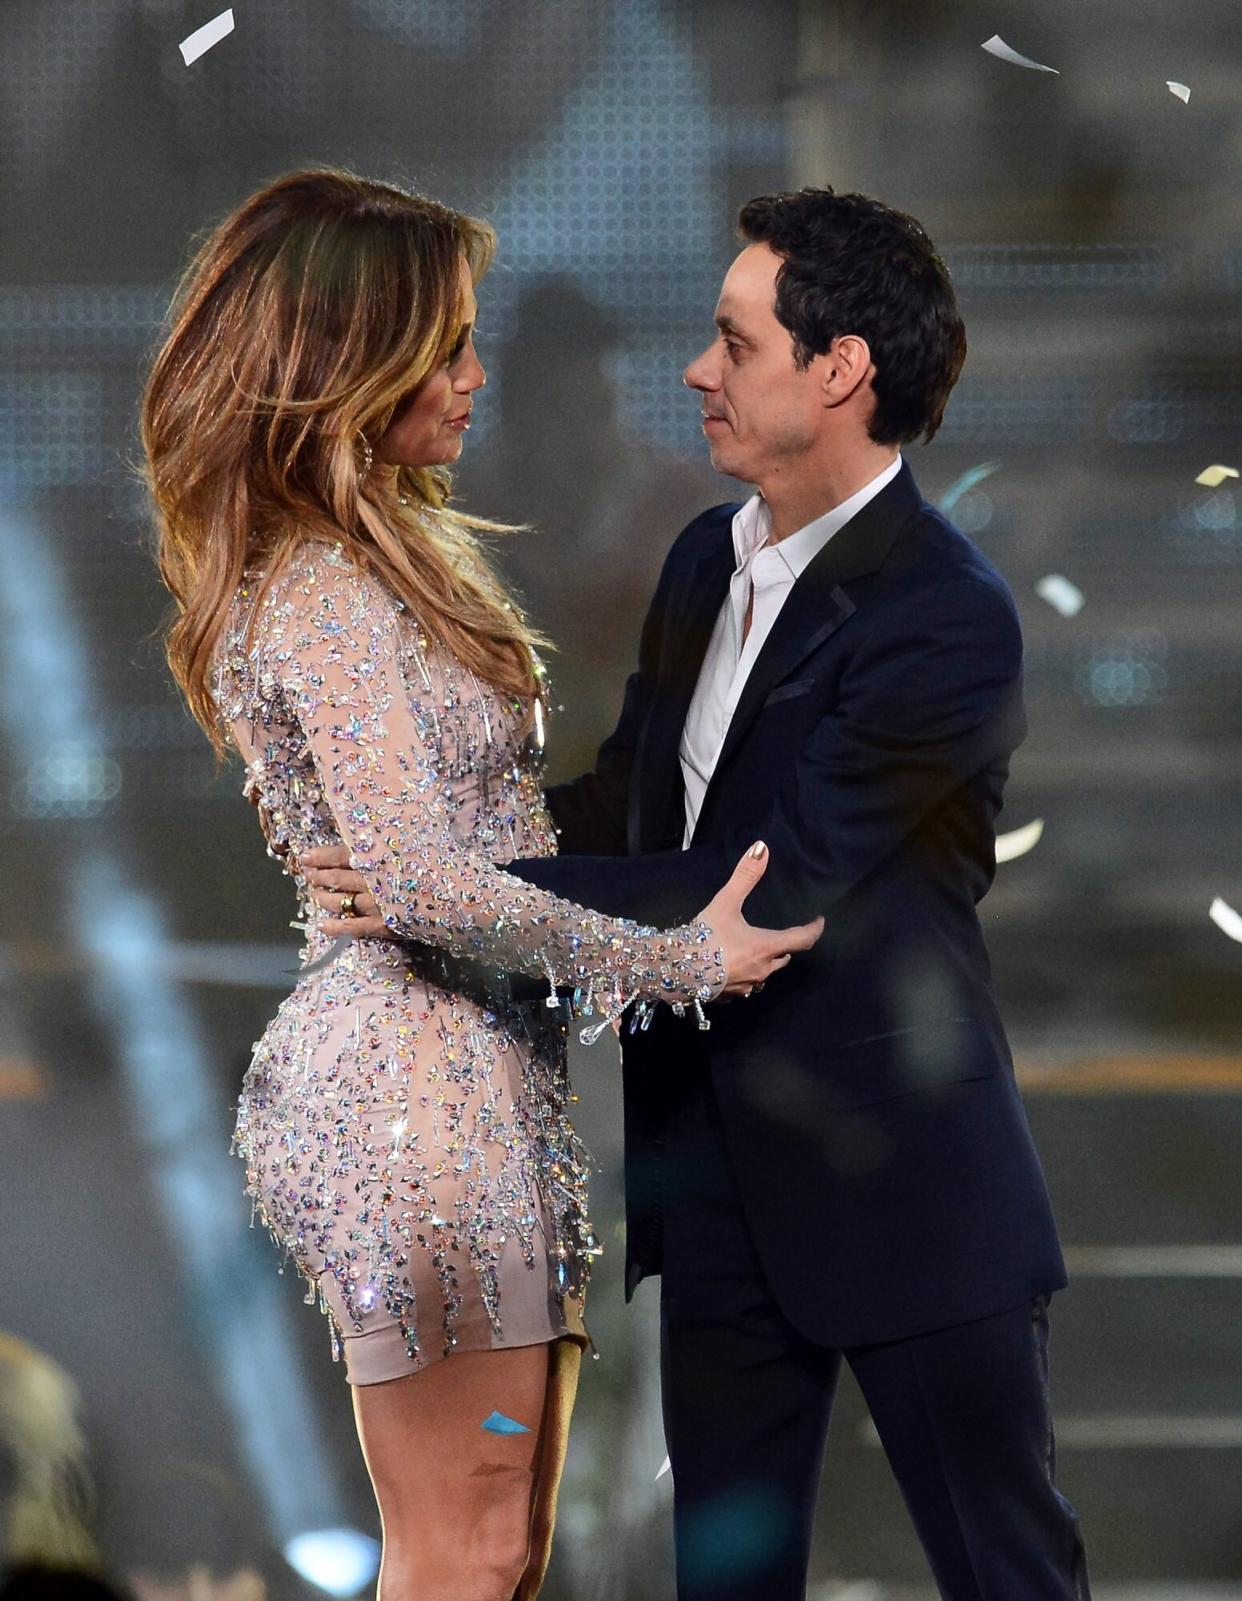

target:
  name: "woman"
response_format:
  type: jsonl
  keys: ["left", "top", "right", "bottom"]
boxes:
{"left": 140, "top": 167, "right": 816, "bottom": 1601}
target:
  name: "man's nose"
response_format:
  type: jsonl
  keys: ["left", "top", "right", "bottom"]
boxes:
{"left": 683, "top": 346, "right": 717, "bottom": 392}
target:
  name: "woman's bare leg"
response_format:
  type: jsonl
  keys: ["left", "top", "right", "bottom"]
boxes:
{"left": 351, "top": 1342, "right": 550, "bottom": 1601}
{"left": 514, "top": 1334, "right": 584, "bottom": 1601}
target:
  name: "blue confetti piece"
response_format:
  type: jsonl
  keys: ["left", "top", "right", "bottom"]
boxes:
{"left": 939, "top": 461, "right": 1000, "bottom": 514}
{"left": 482, "top": 1410, "right": 531, "bottom": 1435}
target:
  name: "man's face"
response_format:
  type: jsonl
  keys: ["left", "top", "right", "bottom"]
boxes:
{"left": 684, "top": 243, "right": 827, "bottom": 486}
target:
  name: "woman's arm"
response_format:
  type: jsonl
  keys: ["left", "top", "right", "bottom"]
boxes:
{"left": 257, "top": 545, "right": 726, "bottom": 1019}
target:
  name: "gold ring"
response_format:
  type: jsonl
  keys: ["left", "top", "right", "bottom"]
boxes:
{"left": 340, "top": 892, "right": 358, "bottom": 918}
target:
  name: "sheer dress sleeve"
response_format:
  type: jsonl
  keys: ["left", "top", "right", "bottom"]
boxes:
{"left": 253, "top": 544, "right": 726, "bottom": 1035}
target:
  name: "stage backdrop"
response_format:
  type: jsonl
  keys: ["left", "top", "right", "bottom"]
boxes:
{"left": 1, "top": 2, "right": 1240, "bottom": 1596}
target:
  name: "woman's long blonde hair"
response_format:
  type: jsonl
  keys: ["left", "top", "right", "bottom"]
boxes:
{"left": 141, "top": 166, "right": 545, "bottom": 754}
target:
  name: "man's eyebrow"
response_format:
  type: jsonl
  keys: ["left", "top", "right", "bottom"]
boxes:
{"left": 715, "top": 313, "right": 752, "bottom": 341}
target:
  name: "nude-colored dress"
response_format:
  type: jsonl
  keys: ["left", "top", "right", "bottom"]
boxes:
{"left": 214, "top": 538, "right": 725, "bottom": 1385}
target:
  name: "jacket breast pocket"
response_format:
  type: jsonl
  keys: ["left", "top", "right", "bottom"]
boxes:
{"left": 816, "top": 1015, "right": 997, "bottom": 1111}
{"left": 763, "top": 678, "right": 816, "bottom": 709}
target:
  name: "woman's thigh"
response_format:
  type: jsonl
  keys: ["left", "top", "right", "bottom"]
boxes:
{"left": 352, "top": 1341, "right": 550, "bottom": 1531}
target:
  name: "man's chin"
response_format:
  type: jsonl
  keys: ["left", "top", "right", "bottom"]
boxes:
{"left": 705, "top": 440, "right": 751, "bottom": 480}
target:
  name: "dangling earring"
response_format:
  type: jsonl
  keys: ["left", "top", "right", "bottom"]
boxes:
{"left": 357, "top": 429, "right": 374, "bottom": 477}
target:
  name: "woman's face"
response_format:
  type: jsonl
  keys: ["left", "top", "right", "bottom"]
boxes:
{"left": 375, "top": 255, "right": 485, "bottom": 470}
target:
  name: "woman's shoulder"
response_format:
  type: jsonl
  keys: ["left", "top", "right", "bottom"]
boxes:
{"left": 256, "top": 534, "right": 397, "bottom": 598}
{"left": 245, "top": 537, "right": 409, "bottom": 640}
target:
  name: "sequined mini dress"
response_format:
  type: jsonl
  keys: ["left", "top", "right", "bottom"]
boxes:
{"left": 214, "top": 539, "right": 725, "bottom": 1384}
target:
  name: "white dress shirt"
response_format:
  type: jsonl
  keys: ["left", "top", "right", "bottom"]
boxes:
{"left": 679, "top": 454, "right": 903, "bottom": 846}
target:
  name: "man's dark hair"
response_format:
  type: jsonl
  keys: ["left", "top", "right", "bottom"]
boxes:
{"left": 737, "top": 187, "right": 966, "bottom": 446}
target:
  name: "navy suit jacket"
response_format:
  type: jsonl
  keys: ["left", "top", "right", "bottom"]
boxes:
{"left": 506, "top": 461, "right": 1067, "bottom": 1347}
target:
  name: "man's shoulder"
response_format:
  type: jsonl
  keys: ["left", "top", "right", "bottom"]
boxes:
{"left": 647, "top": 501, "right": 741, "bottom": 597}
{"left": 672, "top": 500, "right": 743, "bottom": 555}
{"left": 903, "top": 500, "right": 1021, "bottom": 620}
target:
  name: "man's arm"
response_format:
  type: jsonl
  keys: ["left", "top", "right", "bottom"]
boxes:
{"left": 541, "top": 667, "right": 645, "bottom": 856}
{"left": 505, "top": 578, "right": 1026, "bottom": 930}
{"left": 308, "top": 575, "right": 1023, "bottom": 936}
{"left": 540, "top": 516, "right": 691, "bottom": 855}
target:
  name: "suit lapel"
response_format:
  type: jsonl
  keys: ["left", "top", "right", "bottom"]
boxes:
{"left": 696, "top": 462, "right": 925, "bottom": 824}
{"left": 628, "top": 525, "right": 736, "bottom": 851}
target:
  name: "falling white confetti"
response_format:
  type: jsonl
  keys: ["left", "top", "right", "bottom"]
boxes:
{"left": 179, "top": 8, "right": 234, "bottom": 66}
{"left": 1209, "top": 897, "right": 1242, "bottom": 944}
{"left": 939, "top": 461, "right": 1000, "bottom": 514}
{"left": 1035, "top": 574, "right": 1085, "bottom": 617}
{"left": 996, "top": 818, "right": 1044, "bottom": 865}
{"left": 1167, "top": 81, "right": 1191, "bottom": 104}
{"left": 655, "top": 1455, "right": 672, "bottom": 1482}
{"left": 981, "top": 35, "right": 1060, "bottom": 75}
{"left": 297, "top": 935, "right": 355, "bottom": 978}
{"left": 1195, "top": 464, "right": 1238, "bottom": 487}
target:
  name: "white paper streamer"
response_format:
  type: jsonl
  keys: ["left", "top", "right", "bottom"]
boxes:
{"left": 981, "top": 35, "right": 1060, "bottom": 75}
{"left": 1035, "top": 574, "right": 1085, "bottom": 617}
{"left": 180, "top": 8, "right": 235, "bottom": 66}
{"left": 996, "top": 818, "right": 1044, "bottom": 864}
{"left": 1167, "top": 81, "right": 1191, "bottom": 104}
{"left": 1209, "top": 897, "right": 1242, "bottom": 944}
{"left": 1195, "top": 464, "right": 1238, "bottom": 487}
{"left": 655, "top": 1454, "right": 672, "bottom": 1482}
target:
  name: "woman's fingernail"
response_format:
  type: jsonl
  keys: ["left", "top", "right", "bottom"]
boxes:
{"left": 748, "top": 840, "right": 767, "bottom": 859}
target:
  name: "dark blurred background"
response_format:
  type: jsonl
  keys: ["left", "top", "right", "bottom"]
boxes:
{"left": 1, "top": 2, "right": 1240, "bottom": 1597}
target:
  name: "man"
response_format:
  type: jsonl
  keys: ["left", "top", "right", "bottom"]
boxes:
{"left": 302, "top": 188, "right": 1090, "bottom": 1600}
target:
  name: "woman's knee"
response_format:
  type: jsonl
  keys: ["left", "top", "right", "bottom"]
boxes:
{"left": 378, "top": 1481, "right": 533, "bottom": 1601}
{"left": 466, "top": 1459, "right": 538, "bottom": 1578}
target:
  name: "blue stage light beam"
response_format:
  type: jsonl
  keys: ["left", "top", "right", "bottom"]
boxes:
{"left": 0, "top": 503, "right": 350, "bottom": 1544}
{"left": 284, "top": 1529, "right": 381, "bottom": 1598}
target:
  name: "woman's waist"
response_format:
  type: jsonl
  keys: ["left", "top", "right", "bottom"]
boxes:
{"left": 294, "top": 921, "right": 555, "bottom": 1015}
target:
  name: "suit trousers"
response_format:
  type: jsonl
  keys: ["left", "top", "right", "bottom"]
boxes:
{"left": 657, "top": 1070, "right": 1091, "bottom": 1601}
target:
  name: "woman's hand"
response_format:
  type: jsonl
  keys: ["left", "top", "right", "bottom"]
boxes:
{"left": 297, "top": 844, "right": 387, "bottom": 937}
{"left": 698, "top": 841, "right": 823, "bottom": 998}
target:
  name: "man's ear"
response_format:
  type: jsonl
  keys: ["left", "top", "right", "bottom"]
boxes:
{"left": 820, "top": 335, "right": 874, "bottom": 409}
